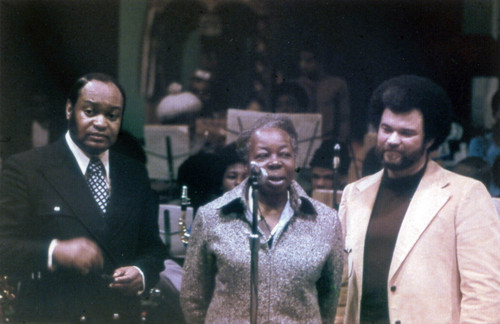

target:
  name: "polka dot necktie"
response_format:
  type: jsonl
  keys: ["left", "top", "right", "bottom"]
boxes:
{"left": 86, "top": 157, "right": 110, "bottom": 214}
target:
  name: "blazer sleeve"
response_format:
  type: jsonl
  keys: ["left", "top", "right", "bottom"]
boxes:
{"left": 0, "top": 154, "right": 51, "bottom": 275}
{"left": 456, "top": 180, "right": 500, "bottom": 322}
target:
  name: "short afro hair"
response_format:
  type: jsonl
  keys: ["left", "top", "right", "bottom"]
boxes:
{"left": 237, "top": 114, "right": 298, "bottom": 163}
{"left": 370, "top": 75, "right": 452, "bottom": 151}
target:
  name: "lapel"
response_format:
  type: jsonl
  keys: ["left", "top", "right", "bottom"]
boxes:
{"left": 104, "top": 151, "right": 136, "bottom": 242}
{"left": 41, "top": 139, "right": 108, "bottom": 243}
{"left": 388, "top": 161, "right": 451, "bottom": 280}
{"left": 348, "top": 171, "right": 383, "bottom": 278}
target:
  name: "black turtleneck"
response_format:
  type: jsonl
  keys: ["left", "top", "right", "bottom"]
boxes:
{"left": 360, "top": 165, "right": 426, "bottom": 324}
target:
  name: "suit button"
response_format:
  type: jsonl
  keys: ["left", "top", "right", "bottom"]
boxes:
{"left": 391, "top": 285, "right": 397, "bottom": 292}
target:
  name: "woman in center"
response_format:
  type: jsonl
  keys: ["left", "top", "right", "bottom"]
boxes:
{"left": 181, "top": 115, "right": 343, "bottom": 323}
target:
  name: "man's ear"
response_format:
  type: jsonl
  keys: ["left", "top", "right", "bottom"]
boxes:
{"left": 65, "top": 100, "right": 72, "bottom": 120}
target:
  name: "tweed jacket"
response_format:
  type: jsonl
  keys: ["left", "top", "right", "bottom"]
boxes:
{"left": 0, "top": 138, "right": 167, "bottom": 322}
{"left": 180, "top": 179, "right": 344, "bottom": 324}
{"left": 339, "top": 160, "right": 500, "bottom": 324}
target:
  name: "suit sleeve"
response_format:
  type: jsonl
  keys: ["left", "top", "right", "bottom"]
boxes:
{"left": 456, "top": 181, "right": 500, "bottom": 322}
{"left": 0, "top": 155, "right": 51, "bottom": 275}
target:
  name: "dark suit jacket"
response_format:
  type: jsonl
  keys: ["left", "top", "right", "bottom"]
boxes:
{"left": 0, "top": 138, "right": 167, "bottom": 322}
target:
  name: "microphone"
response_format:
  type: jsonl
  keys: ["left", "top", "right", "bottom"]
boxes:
{"left": 250, "top": 161, "right": 268, "bottom": 185}
{"left": 333, "top": 143, "right": 341, "bottom": 170}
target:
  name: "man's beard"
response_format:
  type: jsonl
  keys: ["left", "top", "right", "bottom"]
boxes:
{"left": 375, "top": 142, "right": 427, "bottom": 172}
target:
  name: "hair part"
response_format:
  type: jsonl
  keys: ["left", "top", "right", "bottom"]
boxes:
{"left": 369, "top": 74, "right": 452, "bottom": 151}
{"left": 237, "top": 114, "right": 299, "bottom": 162}
{"left": 67, "top": 73, "right": 126, "bottom": 111}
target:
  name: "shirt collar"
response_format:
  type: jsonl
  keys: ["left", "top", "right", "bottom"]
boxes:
{"left": 65, "top": 131, "right": 110, "bottom": 177}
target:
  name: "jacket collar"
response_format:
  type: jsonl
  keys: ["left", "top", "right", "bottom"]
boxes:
{"left": 215, "top": 178, "right": 317, "bottom": 219}
{"left": 352, "top": 161, "right": 451, "bottom": 278}
{"left": 388, "top": 160, "right": 451, "bottom": 279}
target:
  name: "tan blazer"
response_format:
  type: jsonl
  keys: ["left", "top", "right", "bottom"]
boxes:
{"left": 339, "top": 161, "right": 500, "bottom": 324}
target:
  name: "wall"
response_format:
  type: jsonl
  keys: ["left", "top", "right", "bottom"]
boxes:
{"left": 118, "top": 0, "right": 148, "bottom": 140}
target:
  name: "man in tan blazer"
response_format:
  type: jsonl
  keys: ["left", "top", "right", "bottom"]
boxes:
{"left": 339, "top": 75, "right": 500, "bottom": 324}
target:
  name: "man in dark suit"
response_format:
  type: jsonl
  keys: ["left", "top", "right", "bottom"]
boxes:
{"left": 0, "top": 73, "right": 167, "bottom": 322}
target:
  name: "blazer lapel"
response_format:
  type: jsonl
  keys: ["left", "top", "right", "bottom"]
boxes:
{"left": 41, "top": 140, "right": 113, "bottom": 260}
{"left": 388, "top": 161, "right": 451, "bottom": 280}
{"left": 104, "top": 152, "right": 136, "bottom": 242}
{"left": 348, "top": 171, "right": 383, "bottom": 281}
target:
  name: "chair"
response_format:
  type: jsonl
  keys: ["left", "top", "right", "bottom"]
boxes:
{"left": 158, "top": 204, "right": 194, "bottom": 258}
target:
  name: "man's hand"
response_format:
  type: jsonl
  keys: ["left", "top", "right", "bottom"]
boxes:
{"left": 52, "top": 237, "right": 103, "bottom": 275}
{"left": 109, "top": 266, "right": 143, "bottom": 296}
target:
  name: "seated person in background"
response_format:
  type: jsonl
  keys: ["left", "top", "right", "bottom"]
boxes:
{"left": 188, "top": 69, "right": 214, "bottom": 116}
{"left": 0, "top": 73, "right": 167, "bottom": 323}
{"left": 310, "top": 140, "right": 351, "bottom": 191}
{"left": 272, "top": 81, "right": 309, "bottom": 113}
{"left": 453, "top": 156, "right": 492, "bottom": 191}
{"left": 468, "top": 89, "right": 500, "bottom": 195}
{"left": 213, "top": 142, "right": 249, "bottom": 193}
{"left": 362, "top": 146, "right": 383, "bottom": 176}
{"left": 176, "top": 150, "right": 221, "bottom": 213}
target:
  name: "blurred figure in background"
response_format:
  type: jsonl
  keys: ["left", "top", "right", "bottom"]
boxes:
{"left": 213, "top": 142, "right": 249, "bottom": 193}
{"left": 295, "top": 46, "right": 350, "bottom": 141}
{"left": 468, "top": 89, "right": 500, "bottom": 196}
{"left": 272, "top": 81, "right": 309, "bottom": 113}
{"left": 176, "top": 150, "right": 220, "bottom": 213}
{"left": 452, "top": 156, "right": 492, "bottom": 190}
{"left": 309, "top": 140, "right": 351, "bottom": 191}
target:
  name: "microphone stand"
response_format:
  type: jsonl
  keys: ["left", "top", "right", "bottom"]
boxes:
{"left": 249, "top": 172, "right": 260, "bottom": 324}
{"left": 333, "top": 143, "right": 341, "bottom": 210}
